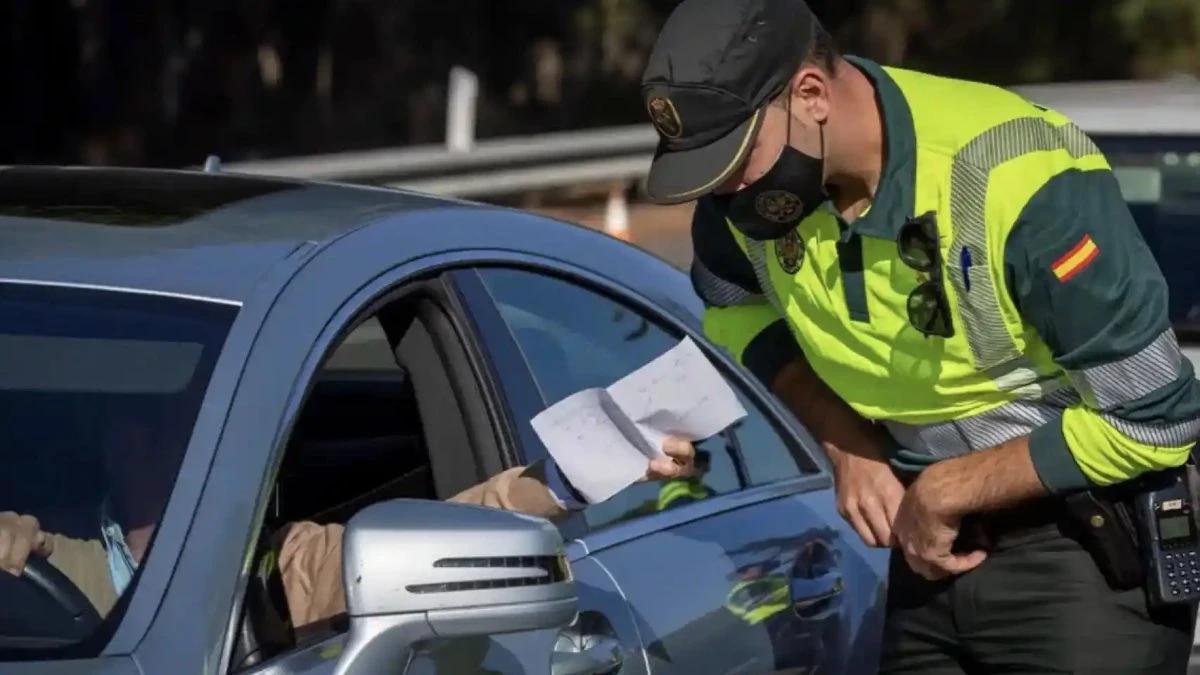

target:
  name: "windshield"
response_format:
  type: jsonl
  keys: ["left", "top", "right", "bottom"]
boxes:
{"left": 0, "top": 282, "right": 235, "bottom": 650}
{"left": 1096, "top": 135, "right": 1200, "bottom": 340}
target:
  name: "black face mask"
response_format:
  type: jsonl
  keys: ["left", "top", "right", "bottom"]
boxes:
{"left": 725, "top": 99, "right": 827, "bottom": 241}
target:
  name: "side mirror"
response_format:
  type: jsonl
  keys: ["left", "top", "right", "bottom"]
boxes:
{"left": 333, "top": 499, "right": 577, "bottom": 675}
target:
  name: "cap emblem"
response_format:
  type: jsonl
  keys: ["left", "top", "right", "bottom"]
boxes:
{"left": 647, "top": 96, "right": 683, "bottom": 139}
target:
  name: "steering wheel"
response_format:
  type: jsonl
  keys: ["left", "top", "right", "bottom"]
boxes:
{"left": 21, "top": 557, "right": 102, "bottom": 640}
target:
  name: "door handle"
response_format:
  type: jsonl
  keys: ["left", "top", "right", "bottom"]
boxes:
{"left": 790, "top": 572, "right": 844, "bottom": 617}
{"left": 552, "top": 634, "right": 623, "bottom": 675}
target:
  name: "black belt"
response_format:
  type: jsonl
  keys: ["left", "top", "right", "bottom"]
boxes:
{"left": 957, "top": 498, "right": 1072, "bottom": 552}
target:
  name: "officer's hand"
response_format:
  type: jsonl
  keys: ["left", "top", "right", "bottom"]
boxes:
{"left": 826, "top": 443, "right": 905, "bottom": 548}
{"left": 0, "top": 511, "right": 53, "bottom": 577}
{"left": 643, "top": 437, "right": 697, "bottom": 481}
{"left": 892, "top": 473, "right": 987, "bottom": 580}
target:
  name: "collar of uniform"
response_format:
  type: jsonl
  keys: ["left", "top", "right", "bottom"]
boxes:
{"left": 839, "top": 56, "right": 917, "bottom": 241}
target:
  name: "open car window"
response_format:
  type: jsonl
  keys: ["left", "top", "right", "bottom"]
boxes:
{"left": 474, "top": 267, "right": 811, "bottom": 534}
{"left": 0, "top": 282, "right": 235, "bottom": 653}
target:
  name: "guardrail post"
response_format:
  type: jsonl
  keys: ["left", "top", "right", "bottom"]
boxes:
{"left": 446, "top": 66, "right": 479, "bottom": 153}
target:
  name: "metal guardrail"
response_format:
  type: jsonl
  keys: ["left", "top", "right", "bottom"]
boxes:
{"left": 222, "top": 76, "right": 1200, "bottom": 199}
{"left": 224, "top": 124, "right": 659, "bottom": 197}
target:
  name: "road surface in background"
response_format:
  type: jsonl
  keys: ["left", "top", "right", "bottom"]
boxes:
{"left": 532, "top": 201, "right": 697, "bottom": 269}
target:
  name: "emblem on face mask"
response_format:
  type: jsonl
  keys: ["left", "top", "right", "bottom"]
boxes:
{"left": 647, "top": 97, "right": 683, "bottom": 139}
{"left": 755, "top": 190, "right": 805, "bottom": 224}
{"left": 775, "top": 229, "right": 805, "bottom": 274}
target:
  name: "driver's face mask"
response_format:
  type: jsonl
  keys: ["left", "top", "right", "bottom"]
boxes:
{"left": 724, "top": 95, "right": 828, "bottom": 241}
{"left": 101, "top": 505, "right": 138, "bottom": 595}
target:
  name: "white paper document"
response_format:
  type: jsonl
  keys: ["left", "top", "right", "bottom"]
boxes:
{"left": 531, "top": 337, "right": 747, "bottom": 504}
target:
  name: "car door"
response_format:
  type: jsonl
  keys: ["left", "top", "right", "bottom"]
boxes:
{"left": 453, "top": 266, "right": 888, "bottom": 675}
{"left": 206, "top": 268, "right": 639, "bottom": 675}
{"left": 388, "top": 273, "right": 652, "bottom": 675}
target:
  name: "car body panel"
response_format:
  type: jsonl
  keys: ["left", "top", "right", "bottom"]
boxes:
{"left": 12, "top": 657, "right": 140, "bottom": 675}
{"left": 0, "top": 166, "right": 468, "bottom": 303}
{"left": 231, "top": 634, "right": 348, "bottom": 675}
{"left": 589, "top": 489, "right": 887, "bottom": 674}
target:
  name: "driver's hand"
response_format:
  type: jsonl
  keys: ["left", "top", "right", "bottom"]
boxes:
{"left": 642, "top": 437, "right": 697, "bottom": 481}
{"left": 0, "top": 512, "right": 53, "bottom": 576}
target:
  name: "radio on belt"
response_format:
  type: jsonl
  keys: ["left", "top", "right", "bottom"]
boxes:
{"left": 1137, "top": 468, "right": 1200, "bottom": 605}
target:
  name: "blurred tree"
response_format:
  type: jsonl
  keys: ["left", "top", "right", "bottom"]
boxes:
{"left": 817, "top": 0, "right": 1199, "bottom": 83}
{"left": 1115, "top": 0, "right": 1200, "bottom": 77}
{"left": 1, "top": 0, "right": 1197, "bottom": 166}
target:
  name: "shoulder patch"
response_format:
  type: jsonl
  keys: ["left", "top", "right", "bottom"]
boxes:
{"left": 1051, "top": 234, "right": 1100, "bottom": 282}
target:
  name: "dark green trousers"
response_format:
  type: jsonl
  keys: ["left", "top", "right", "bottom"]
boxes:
{"left": 881, "top": 511, "right": 1197, "bottom": 674}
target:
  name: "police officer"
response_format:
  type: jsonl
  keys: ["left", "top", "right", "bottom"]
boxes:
{"left": 641, "top": 0, "right": 1200, "bottom": 671}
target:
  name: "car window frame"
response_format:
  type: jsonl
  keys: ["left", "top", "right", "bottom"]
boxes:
{"left": 220, "top": 268, "right": 527, "bottom": 670}
{"left": 448, "top": 262, "right": 832, "bottom": 543}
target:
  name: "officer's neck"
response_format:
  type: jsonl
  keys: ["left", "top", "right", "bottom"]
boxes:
{"left": 823, "top": 63, "right": 885, "bottom": 224}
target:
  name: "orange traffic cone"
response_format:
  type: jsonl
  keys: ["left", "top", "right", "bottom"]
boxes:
{"left": 604, "top": 183, "right": 632, "bottom": 242}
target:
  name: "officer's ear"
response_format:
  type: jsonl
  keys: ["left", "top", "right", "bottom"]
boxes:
{"left": 788, "top": 65, "right": 831, "bottom": 125}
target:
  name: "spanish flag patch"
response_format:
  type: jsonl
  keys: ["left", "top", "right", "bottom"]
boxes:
{"left": 1051, "top": 234, "right": 1100, "bottom": 282}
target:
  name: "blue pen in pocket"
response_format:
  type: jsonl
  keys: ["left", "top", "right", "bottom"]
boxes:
{"left": 960, "top": 246, "right": 973, "bottom": 293}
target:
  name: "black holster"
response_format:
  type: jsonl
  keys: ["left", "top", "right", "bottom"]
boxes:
{"left": 1063, "top": 489, "right": 1144, "bottom": 590}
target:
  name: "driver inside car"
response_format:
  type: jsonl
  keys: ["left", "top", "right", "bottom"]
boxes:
{"left": 0, "top": 414, "right": 697, "bottom": 631}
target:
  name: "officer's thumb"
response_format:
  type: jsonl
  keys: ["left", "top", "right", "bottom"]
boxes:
{"left": 943, "top": 549, "right": 987, "bottom": 576}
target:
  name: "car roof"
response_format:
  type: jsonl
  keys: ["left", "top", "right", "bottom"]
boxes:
{"left": 0, "top": 166, "right": 469, "bottom": 304}
{"left": 1012, "top": 78, "right": 1200, "bottom": 136}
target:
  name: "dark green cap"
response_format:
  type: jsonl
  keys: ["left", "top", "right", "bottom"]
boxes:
{"left": 641, "top": 0, "right": 819, "bottom": 204}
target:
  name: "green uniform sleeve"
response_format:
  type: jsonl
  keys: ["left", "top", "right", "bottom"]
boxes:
{"left": 1006, "top": 168, "right": 1200, "bottom": 493}
{"left": 691, "top": 196, "right": 802, "bottom": 388}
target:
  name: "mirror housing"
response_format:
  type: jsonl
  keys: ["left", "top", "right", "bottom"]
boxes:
{"left": 333, "top": 499, "right": 577, "bottom": 675}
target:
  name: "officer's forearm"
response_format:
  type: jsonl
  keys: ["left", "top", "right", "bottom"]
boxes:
{"left": 771, "top": 357, "right": 890, "bottom": 464}
{"left": 917, "top": 435, "right": 1048, "bottom": 518}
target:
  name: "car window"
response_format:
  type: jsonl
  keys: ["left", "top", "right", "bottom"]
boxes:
{"left": 1097, "top": 135, "right": 1200, "bottom": 338}
{"left": 0, "top": 282, "right": 234, "bottom": 652}
{"left": 476, "top": 268, "right": 806, "bottom": 532}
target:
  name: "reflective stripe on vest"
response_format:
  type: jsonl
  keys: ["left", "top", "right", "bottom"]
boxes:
{"left": 744, "top": 239, "right": 793, "bottom": 332}
{"left": 882, "top": 329, "right": 1200, "bottom": 458}
{"left": 691, "top": 255, "right": 766, "bottom": 308}
{"left": 1067, "top": 329, "right": 1183, "bottom": 411}
{"left": 883, "top": 388, "right": 1080, "bottom": 458}
{"left": 885, "top": 389, "right": 1200, "bottom": 458}
{"left": 948, "top": 118, "right": 1101, "bottom": 374}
